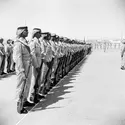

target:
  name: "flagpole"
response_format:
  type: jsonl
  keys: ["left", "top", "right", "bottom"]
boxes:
{"left": 25, "top": 20, "right": 26, "bottom": 26}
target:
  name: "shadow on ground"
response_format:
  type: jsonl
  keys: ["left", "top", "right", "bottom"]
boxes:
{"left": 29, "top": 56, "right": 89, "bottom": 112}
{"left": 0, "top": 72, "right": 15, "bottom": 80}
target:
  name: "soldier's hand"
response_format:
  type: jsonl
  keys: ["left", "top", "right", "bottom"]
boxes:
{"left": 6, "top": 53, "right": 9, "bottom": 57}
{"left": 21, "top": 72, "right": 26, "bottom": 80}
{"left": 36, "top": 67, "right": 40, "bottom": 73}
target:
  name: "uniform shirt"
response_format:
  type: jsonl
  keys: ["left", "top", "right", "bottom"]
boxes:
{"left": 51, "top": 41, "right": 59, "bottom": 58}
{"left": 121, "top": 43, "right": 125, "bottom": 57}
{"left": 41, "top": 39, "right": 53, "bottom": 62}
{"left": 0, "top": 43, "right": 5, "bottom": 56}
{"left": 54, "top": 42, "right": 61, "bottom": 58}
{"left": 13, "top": 37, "right": 31, "bottom": 75}
{"left": 4, "top": 43, "right": 13, "bottom": 57}
{"left": 58, "top": 41, "right": 63, "bottom": 57}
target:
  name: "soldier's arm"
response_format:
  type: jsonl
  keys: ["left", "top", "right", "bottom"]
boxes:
{"left": 59, "top": 43, "right": 64, "bottom": 57}
{"left": 4, "top": 45, "right": 9, "bottom": 56}
{"left": 51, "top": 42, "right": 56, "bottom": 57}
{"left": 41, "top": 42, "right": 46, "bottom": 58}
{"left": 30, "top": 42, "right": 39, "bottom": 68}
{"left": 0, "top": 46, "right": 4, "bottom": 56}
{"left": 121, "top": 45, "right": 125, "bottom": 57}
{"left": 13, "top": 43, "right": 25, "bottom": 73}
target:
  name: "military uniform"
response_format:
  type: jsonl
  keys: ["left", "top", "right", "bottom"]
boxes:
{"left": 5, "top": 39, "right": 13, "bottom": 73}
{"left": 13, "top": 26, "right": 34, "bottom": 114}
{"left": 38, "top": 33, "right": 54, "bottom": 95}
{"left": 0, "top": 38, "right": 6, "bottom": 75}
{"left": 50, "top": 35, "right": 59, "bottom": 85}
{"left": 56, "top": 38, "right": 64, "bottom": 79}
{"left": 13, "top": 37, "right": 33, "bottom": 101}
{"left": 121, "top": 40, "right": 125, "bottom": 70}
{"left": 10, "top": 40, "right": 16, "bottom": 72}
{"left": 29, "top": 28, "right": 43, "bottom": 102}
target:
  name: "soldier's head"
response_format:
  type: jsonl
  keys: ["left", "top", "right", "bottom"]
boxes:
{"left": 11, "top": 40, "right": 14, "bottom": 44}
{"left": 121, "top": 39, "right": 125, "bottom": 44}
{"left": 42, "top": 32, "right": 51, "bottom": 41}
{"left": 56, "top": 35, "right": 59, "bottom": 42}
{"left": 32, "top": 28, "right": 41, "bottom": 39}
{"left": 16, "top": 26, "right": 28, "bottom": 38}
{"left": 7, "top": 39, "right": 11, "bottom": 44}
{"left": 59, "top": 37, "right": 64, "bottom": 42}
{"left": 51, "top": 34, "right": 56, "bottom": 42}
{"left": 72, "top": 40, "right": 75, "bottom": 44}
{"left": 0, "top": 38, "right": 3, "bottom": 43}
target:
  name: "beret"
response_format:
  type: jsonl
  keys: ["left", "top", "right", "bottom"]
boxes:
{"left": 17, "top": 26, "right": 28, "bottom": 30}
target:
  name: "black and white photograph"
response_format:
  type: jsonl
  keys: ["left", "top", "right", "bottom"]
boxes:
{"left": 0, "top": 0, "right": 125, "bottom": 125}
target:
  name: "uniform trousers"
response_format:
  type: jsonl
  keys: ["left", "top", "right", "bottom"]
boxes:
{"left": 0, "top": 55, "right": 5, "bottom": 74}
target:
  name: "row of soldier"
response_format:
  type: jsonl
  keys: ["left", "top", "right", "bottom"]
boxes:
{"left": 0, "top": 38, "right": 15, "bottom": 75}
{"left": 4, "top": 26, "right": 92, "bottom": 114}
{"left": 92, "top": 42, "right": 121, "bottom": 50}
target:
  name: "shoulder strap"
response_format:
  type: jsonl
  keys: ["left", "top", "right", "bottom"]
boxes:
{"left": 17, "top": 40, "right": 31, "bottom": 53}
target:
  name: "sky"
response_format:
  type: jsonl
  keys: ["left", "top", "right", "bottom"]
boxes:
{"left": 0, "top": 0, "right": 125, "bottom": 40}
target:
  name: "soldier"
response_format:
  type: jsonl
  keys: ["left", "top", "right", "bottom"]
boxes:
{"left": 10, "top": 40, "right": 16, "bottom": 72}
{"left": 0, "top": 38, "right": 6, "bottom": 75}
{"left": 50, "top": 35, "right": 59, "bottom": 87}
{"left": 5, "top": 39, "right": 13, "bottom": 73}
{"left": 55, "top": 37, "right": 64, "bottom": 82}
{"left": 29, "top": 28, "right": 44, "bottom": 103}
{"left": 38, "top": 32, "right": 54, "bottom": 96}
{"left": 121, "top": 39, "right": 125, "bottom": 70}
{"left": 63, "top": 39, "right": 69, "bottom": 76}
{"left": 13, "top": 26, "right": 34, "bottom": 114}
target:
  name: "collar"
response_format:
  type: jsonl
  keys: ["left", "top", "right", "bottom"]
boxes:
{"left": 18, "top": 37, "right": 28, "bottom": 46}
{"left": 33, "top": 37, "right": 41, "bottom": 46}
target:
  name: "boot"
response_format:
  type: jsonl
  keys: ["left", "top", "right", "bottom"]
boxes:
{"left": 17, "top": 101, "right": 28, "bottom": 114}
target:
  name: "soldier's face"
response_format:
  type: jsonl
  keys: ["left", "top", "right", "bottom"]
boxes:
{"left": 36, "top": 32, "right": 41, "bottom": 38}
{"left": 0, "top": 39, "right": 3, "bottom": 44}
{"left": 23, "top": 30, "right": 28, "bottom": 37}
{"left": 48, "top": 36, "right": 51, "bottom": 41}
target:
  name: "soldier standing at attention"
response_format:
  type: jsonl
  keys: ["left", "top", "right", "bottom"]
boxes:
{"left": 5, "top": 39, "right": 13, "bottom": 73}
{"left": 38, "top": 32, "right": 53, "bottom": 96}
{"left": 121, "top": 39, "right": 125, "bottom": 70}
{"left": 0, "top": 38, "right": 6, "bottom": 75}
{"left": 13, "top": 26, "right": 34, "bottom": 114}
{"left": 10, "top": 40, "right": 16, "bottom": 72}
{"left": 29, "top": 28, "right": 44, "bottom": 103}
{"left": 50, "top": 35, "right": 59, "bottom": 87}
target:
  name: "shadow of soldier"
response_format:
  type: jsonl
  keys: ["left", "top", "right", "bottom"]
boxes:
{"left": 28, "top": 56, "right": 88, "bottom": 112}
{"left": 0, "top": 72, "right": 15, "bottom": 80}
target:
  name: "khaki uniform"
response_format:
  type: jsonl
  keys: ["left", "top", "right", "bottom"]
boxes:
{"left": 0, "top": 43, "right": 6, "bottom": 75}
{"left": 10, "top": 43, "right": 15, "bottom": 72}
{"left": 29, "top": 37, "right": 42, "bottom": 100}
{"left": 50, "top": 40, "right": 58, "bottom": 81}
{"left": 13, "top": 38, "right": 32, "bottom": 102}
{"left": 5, "top": 43, "right": 13, "bottom": 72}
{"left": 53, "top": 40, "right": 63, "bottom": 83}
{"left": 38, "top": 39, "right": 54, "bottom": 94}
{"left": 121, "top": 43, "right": 125, "bottom": 68}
